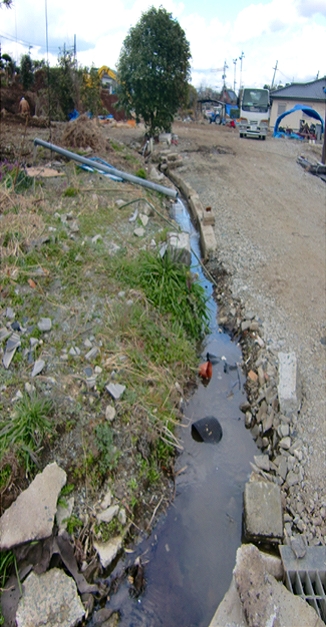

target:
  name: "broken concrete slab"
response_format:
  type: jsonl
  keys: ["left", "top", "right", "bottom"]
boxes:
{"left": 277, "top": 352, "right": 301, "bottom": 416}
{"left": 208, "top": 575, "right": 247, "bottom": 627}
{"left": 16, "top": 568, "right": 85, "bottom": 627}
{"left": 0, "top": 462, "right": 66, "bottom": 550}
{"left": 233, "top": 544, "right": 324, "bottom": 627}
{"left": 94, "top": 536, "right": 123, "bottom": 569}
{"left": 243, "top": 480, "right": 283, "bottom": 545}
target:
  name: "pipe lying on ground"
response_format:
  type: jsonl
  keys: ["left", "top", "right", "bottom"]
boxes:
{"left": 33, "top": 138, "right": 178, "bottom": 199}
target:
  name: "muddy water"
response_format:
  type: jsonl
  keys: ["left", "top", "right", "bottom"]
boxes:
{"left": 101, "top": 200, "right": 257, "bottom": 626}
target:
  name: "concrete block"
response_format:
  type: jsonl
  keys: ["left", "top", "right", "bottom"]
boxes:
{"left": 244, "top": 480, "right": 283, "bottom": 544}
{"left": 208, "top": 576, "right": 247, "bottom": 627}
{"left": 277, "top": 352, "right": 301, "bottom": 415}
{"left": 167, "top": 231, "right": 191, "bottom": 265}
{"left": 202, "top": 206, "right": 216, "bottom": 226}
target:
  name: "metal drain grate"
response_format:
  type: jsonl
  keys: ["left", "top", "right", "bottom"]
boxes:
{"left": 280, "top": 546, "right": 326, "bottom": 624}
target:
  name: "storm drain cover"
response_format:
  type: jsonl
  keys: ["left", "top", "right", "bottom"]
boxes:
{"left": 191, "top": 417, "right": 222, "bottom": 443}
{"left": 280, "top": 545, "right": 326, "bottom": 623}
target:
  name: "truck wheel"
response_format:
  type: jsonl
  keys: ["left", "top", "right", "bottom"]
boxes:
{"left": 262, "top": 136, "right": 266, "bottom": 141}
{"left": 240, "top": 133, "right": 243, "bottom": 138}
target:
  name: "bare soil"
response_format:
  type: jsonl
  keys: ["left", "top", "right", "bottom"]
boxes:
{"left": 166, "top": 122, "right": 326, "bottom": 519}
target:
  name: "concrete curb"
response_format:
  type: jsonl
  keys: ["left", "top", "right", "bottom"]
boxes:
{"left": 167, "top": 168, "right": 217, "bottom": 259}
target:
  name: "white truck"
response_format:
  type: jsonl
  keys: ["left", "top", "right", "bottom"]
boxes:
{"left": 238, "top": 88, "right": 270, "bottom": 140}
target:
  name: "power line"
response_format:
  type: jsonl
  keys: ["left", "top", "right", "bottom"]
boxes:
{"left": 0, "top": 30, "right": 62, "bottom": 52}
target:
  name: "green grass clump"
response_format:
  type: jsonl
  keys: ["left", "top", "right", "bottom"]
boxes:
{"left": 111, "top": 250, "right": 209, "bottom": 341}
{"left": 135, "top": 168, "right": 147, "bottom": 179}
{"left": 0, "top": 393, "right": 54, "bottom": 475}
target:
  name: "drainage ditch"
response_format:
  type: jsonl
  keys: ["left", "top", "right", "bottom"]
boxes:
{"left": 90, "top": 198, "right": 258, "bottom": 626}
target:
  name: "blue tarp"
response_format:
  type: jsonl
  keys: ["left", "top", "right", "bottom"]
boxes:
{"left": 274, "top": 104, "right": 324, "bottom": 136}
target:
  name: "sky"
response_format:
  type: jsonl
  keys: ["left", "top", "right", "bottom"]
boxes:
{"left": 1, "top": 0, "right": 326, "bottom": 91}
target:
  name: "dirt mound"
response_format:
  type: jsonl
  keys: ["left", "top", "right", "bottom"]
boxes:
{"left": 61, "top": 115, "right": 108, "bottom": 152}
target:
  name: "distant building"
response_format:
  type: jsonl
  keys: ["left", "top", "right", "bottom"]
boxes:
{"left": 270, "top": 78, "right": 326, "bottom": 131}
{"left": 219, "top": 88, "right": 238, "bottom": 104}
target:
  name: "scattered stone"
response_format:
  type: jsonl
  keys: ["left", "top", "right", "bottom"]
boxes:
{"left": 287, "top": 470, "right": 300, "bottom": 487}
{"left": 279, "top": 436, "right": 291, "bottom": 450}
{"left": 106, "top": 383, "right": 126, "bottom": 400}
{"left": 0, "top": 462, "right": 66, "bottom": 550}
{"left": 105, "top": 405, "right": 116, "bottom": 421}
{"left": 91, "top": 234, "right": 102, "bottom": 243}
{"left": 277, "top": 457, "right": 288, "bottom": 481}
{"left": 100, "top": 490, "right": 112, "bottom": 510}
{"left": 85, "top": 347, "right": 99, "bottom": 361}
{"left": 253, "top": 454, "right": 270, "bottom": 472}
{"left": 139, "top": 214, "right": 149, "bottom": 227}
{"left": 247, "top": 370, "right": 258, "bottom": 382}
{"left": 245, "top": 411, "right": 252, "bottom": 428}
{"left": 16, "top": 568, "right": 85, "bottom": 627}
{"left": 115, "top": 199, "right": 126, "bottom": 208}
{"left": 31, "top": 359, "right": 45, "bottom": 377}
{"left": 84, "top": 338, "right": 93, "bottom": 348}
{"left": 118, "top": 508, "right": 127, "bottom": 526}
{"left": 290, "top": 534, "right": 307, "bottom": 558}
{"left": 38, "top": 317, "right": 52, "bottom": 332}
{"left": 134, "top": 227, "right": 145, "bottom": 237}
{"left": 69, "top": 346, "right": 80, "bottom": 356}
{"left": 94, "top": 537, "right": 123, "bottom": 569}
{"left": 96, "top": 504, "right": 119, "bottom": 524}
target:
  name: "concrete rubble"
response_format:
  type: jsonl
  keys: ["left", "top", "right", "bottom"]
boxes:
{"left": 243, "top": 480, "right": 283, "bottom": 545}
{"left": 0, "top": 462, "right": 66, "bottom": 550}
{"left": 209, "top": 544, "right": 324, "bottom": 627}
{"left": 16, "top": 568, "right": 85, "bottom": 627}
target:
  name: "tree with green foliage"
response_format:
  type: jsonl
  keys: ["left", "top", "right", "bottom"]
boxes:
{"left": 0, "top": 0, "right": 13, "bottom": 7}
{"left": 0, "top": 52, "right": 16, "bottom": 85}
{"left": 20, "top": 54, "right": 34, "bottom": 90}
{"left": 116, "top": 6, "right": 191, "bottom": 136}
{"left": 81, "top": 65, "right": 102, "bottom": 116}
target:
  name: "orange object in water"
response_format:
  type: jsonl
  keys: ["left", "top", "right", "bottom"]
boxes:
{"left": 198, "top": 353, "right": 213, "bottom": 380}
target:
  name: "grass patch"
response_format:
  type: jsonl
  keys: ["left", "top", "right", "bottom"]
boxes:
{"left": 0, "top": 393, "right": 54, "bottom": 476}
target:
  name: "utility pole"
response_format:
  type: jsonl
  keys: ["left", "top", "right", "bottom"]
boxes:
{"left": 222, "top": 60, "right": 228, "bottom": 90}
{"left": 233, "top": 58, "right": 237, "bottom": 92}
{"left": 271, "top": 60, "right": 278, "bottom": 89}
{"left": 74, "top": 34, "right": 76, "bottom": 67}
{"left": 239, "top": 52, "right": 245, "bottom": 90}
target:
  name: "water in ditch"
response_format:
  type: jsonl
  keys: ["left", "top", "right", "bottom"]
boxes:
{"left": 98, "top": 199, "right": 258, "bottom": 626}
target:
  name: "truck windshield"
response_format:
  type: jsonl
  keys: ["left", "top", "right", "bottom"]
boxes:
{"left": 242, "top": 89, "right": 269, "bottom": 113}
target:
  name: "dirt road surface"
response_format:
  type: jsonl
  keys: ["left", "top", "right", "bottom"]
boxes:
{"left": 167, "top": 122, "right": 325, "bottom": 522}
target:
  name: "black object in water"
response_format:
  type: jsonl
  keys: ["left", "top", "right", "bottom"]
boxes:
{"left": 191, "top": 416, "right": 223, "bottom": 443}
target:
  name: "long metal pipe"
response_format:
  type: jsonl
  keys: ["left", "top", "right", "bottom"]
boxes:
{"left": 33, "top": 138, "right": 178, "bottom": 199}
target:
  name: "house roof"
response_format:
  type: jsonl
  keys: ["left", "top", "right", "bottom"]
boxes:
{"left": 271, "top": 78, "right": 326, "bottom": 102}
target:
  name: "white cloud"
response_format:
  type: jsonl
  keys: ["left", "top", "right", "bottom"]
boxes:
{"left": 1, "top": 0, "right": 325, "bottom": 89}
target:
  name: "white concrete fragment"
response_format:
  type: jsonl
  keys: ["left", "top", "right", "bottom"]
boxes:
{"left": 31, "top": 359, "right": 45, "bottom": 377}
{"left": 0, "top": 462, "right": 66, "bottom": 550}
{"left": 94, "top": 536, "right": 123, "bottom": 568}
{"left": 16, "top": 569, "right": 85, "bottom": 627}
{"left": 106, "top": 383, "right": 125, "bottom": 400}
{"left": 277, "top": 352, "right": 301, "bottom": 415}
{"left": 96, "top": 504, "right": 119, "bottom": 524}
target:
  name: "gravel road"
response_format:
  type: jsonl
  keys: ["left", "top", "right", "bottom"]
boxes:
{"left": 170, "top": 121, "right": 326, "bottom": 527}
